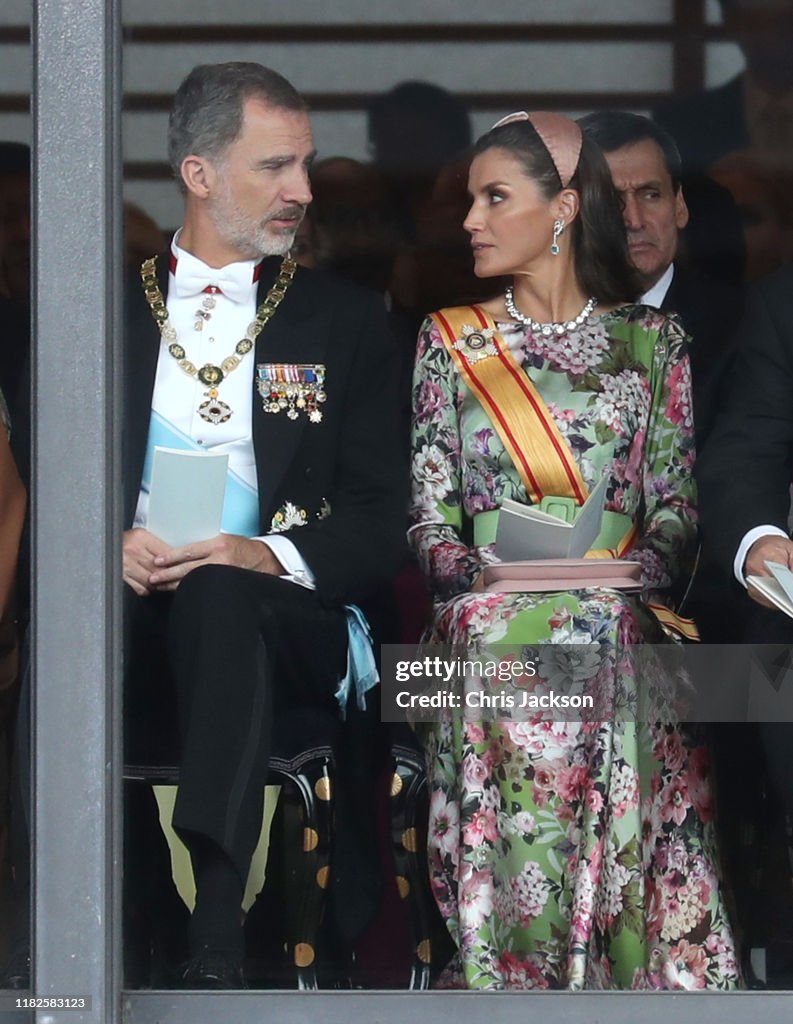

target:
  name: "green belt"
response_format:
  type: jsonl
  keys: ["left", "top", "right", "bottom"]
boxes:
{"left": 473, "top": 507, "right": 634, "bottom": 551}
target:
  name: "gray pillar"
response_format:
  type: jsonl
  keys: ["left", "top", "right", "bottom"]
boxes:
{"left": 31, "top": 2, "right": 121, "bottom": 1022}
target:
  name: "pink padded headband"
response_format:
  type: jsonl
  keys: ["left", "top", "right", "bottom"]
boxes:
{"left": 490, "top": 110, "right": 583, "bottom": 187}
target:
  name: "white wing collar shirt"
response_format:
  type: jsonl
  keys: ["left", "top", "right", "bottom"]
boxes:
{"left": 640, "top": 262, "right": 674, "bottom": 309}
{"left": 133, "top": 231, "right": 314, "bottom": 583}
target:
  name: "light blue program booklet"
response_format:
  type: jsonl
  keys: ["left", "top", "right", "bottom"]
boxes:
{"left": 146, "top": 446, "right": 229, "bottom": 547}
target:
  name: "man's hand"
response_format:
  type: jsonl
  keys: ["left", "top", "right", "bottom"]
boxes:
{"left": 123, "top": 528, "right": 173, "bottom": 596}
{"left": 147, "top": 534, "right": 285, "bottom": 591}
{"left": 744, "top": 534, "right": 793, "bottom": 608}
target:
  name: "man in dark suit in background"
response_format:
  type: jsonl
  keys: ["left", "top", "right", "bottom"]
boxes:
{"left": 579, "top": 112, "right": 743, "bottom": 451}
{"left": 121, "top": 61, "right": 404, "bottom": 988}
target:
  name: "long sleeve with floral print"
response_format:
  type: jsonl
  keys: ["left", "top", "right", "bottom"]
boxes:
{"left": 408, "top": 305, "right": 697, "bottom": 603}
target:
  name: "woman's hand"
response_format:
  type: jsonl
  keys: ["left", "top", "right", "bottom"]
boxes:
{"left": 470, "top": 571, "right": 486, "bottom": 593}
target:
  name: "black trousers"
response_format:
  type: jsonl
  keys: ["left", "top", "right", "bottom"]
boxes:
{"left": 743, "top": 604, "right": 793, "bottom": 824}
{"left": 125, "top": 565, "right": 347, "bottom": 884}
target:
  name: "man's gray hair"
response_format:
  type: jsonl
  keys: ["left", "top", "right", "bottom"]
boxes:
{"left": 168, "top": 62, "right": 307, "bottom": 191}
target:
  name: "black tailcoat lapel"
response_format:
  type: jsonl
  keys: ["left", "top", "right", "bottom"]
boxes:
{"left": 122, "top": 252, "right": 405, "bottom": 605}
{"left": 123, "top": 252, "right": 169, "bottom": 526}
{"left": 250, "top": 259, "right": 330, "bottom": 527}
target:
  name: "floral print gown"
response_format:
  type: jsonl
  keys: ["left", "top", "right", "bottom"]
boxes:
{"left": 408, "top": 305, "right": 739, "bottom": 991}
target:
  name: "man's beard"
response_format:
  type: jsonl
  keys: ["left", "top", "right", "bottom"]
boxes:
{"left": 208, "top": 185, "right": 305, "bottom": 259}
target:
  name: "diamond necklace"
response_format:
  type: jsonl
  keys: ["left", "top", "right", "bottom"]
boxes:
{"left": 140, "top": 254, "right": 297, "bottom": 424}
{"left": 504, "top": 286, "right": 597, "bottom": 337}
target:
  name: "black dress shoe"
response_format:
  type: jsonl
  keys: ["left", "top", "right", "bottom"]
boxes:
{"left": 0, "top": 942, "right": 31, "bottom": 990}
{"left": 177, "top": 947, "right": 246, "bottom": 989}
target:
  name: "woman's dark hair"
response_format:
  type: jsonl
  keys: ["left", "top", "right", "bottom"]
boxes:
{"left": 473, "top": 120, "right": 642, "bottom": 305}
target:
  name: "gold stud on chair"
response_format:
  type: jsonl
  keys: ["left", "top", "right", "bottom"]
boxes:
{"left": 402, "top": 827, "right": 418, "bottom": 853}
{"left": 294, "top": 942, "right": 316, "bottom": 967}
{"left": 316, "top": 865, "right": 330, "bottom": 889}
{"left": 396, "top": 875, "right": 410, "bottom": 900}
{"left": 390, "top": 771, "right": 403, "bottom": 797}
{"left": 417, "top": 940, "right": 431, "bottom": 965}
{"left": 303, "top": 827, "right": 319, "bottom": 852}
{"left": 314, "top": 775, "right": 332, "bottom": 802}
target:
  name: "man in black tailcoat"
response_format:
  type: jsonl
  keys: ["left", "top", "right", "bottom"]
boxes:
{"left": 122, "top": 62, "right": 404, "bottom": 988}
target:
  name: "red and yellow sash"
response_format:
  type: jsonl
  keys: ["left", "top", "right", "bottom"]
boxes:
{"left": 432, "top": 305, "right": 636, "bottom": 559}
{"left": 432, "top": 305, "right": 587, "bottom": 506}
{"left": 432, "top": 305, "right": 697, "bottom": 639}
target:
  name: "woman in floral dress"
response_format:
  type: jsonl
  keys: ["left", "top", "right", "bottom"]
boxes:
{"left": 408, "top": 112, "right": 739, "bottom": 991}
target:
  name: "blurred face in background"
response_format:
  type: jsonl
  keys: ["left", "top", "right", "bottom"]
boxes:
{"left": 0, "top": 170, "right": 31, "bottom": 302}
{"left": 290, "top": 211, "right": 317, "bottom": 269}
{"left": 603, "top": 139, "right": 688, "bottom": 292}
{"left": 710, "top": 148, "right": 793, "bottom": 279}
{"left": 721, "top": 0, "right": 793, "bottom": 91}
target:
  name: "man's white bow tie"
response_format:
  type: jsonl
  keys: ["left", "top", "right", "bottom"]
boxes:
{"left": 172, "top": 257, "right": 258, "bottom": 305}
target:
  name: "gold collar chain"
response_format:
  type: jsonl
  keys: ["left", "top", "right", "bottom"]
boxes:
{"left": 140, "top": 254, "right": 297, "bottom": 424}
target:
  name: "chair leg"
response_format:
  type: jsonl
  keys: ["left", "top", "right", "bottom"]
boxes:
{"left": 279, "top": 757, "right": 334, "bottom": 990}
{"left": 123, "top": 779, "right": 190, "bottom": 988}
{"left": 390, "top": 752, "right": 433, "bottom": 990}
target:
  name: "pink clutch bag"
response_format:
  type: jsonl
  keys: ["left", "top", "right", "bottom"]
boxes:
{"left": 481, "top": 559, "right": 643, "bottom": 593}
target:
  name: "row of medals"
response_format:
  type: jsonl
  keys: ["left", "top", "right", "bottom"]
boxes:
{"left": 259, "top": 370, "right": 327, "bottom": 422}
{"left": 195, "top": 292, "right": 326, "bottom": 423}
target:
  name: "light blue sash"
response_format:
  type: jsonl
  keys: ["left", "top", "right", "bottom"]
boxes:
{"left": 142, "top": 413, "right": 378, "bottom": 714}
{"left": 141, "top": 411, "right": 259, "bottom": 537}
{"left": 335, "top": 605, "right": 379, "bottom": 718}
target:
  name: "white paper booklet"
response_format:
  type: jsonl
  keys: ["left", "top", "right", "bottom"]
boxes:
{"left": 146, "top": 447, "right": 229, "bottom": 547}
{"left": 746, "top": 560, "right": 793, "bottom": 620}
{"left": 495, "top": 473, "right": 607, "bottom": 561}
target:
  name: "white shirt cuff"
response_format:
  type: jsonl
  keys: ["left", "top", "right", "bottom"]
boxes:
{"left": 256, "top": 535, "right": 316, "bottom": 589}
{"left": 735, "top": 525, "right": 788, "bottom": 585}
